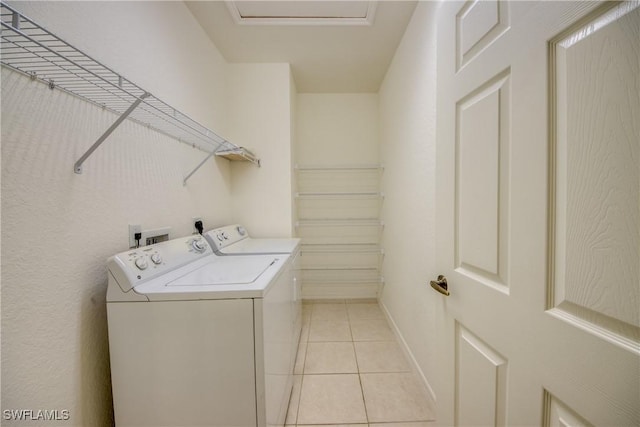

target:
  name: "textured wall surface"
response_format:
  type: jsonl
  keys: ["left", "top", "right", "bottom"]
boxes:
{"left": 1, "top": 2, "right": 233, "bottom": 425}
{"left": 296, "top": 94, "right": 379, "bottom": 166}
{"left": 378, "top": 1, "right": 440, "bottom": 401}
{"left": 226, "top": 63, "right": 296, "bottom": 238}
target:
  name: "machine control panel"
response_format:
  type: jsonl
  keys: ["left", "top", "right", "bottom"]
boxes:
{"left": 204, "top": 224, "right": 249, "bottom": 251}
{"left": 108, "top": 236, "right": 212, "bottom": 292}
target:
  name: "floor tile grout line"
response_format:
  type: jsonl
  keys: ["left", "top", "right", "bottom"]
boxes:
{"left": 349, "top": 303, "right": 371, "bottom": 426}
{"left": 296, "top": 302, "right": 430, "bottom": 426}
{"left": 294, "top": 307, "right": 311, "bottom": 425}
{"left": 353, "top": 332, "right": 370, "bottom": 425}
{"left": 294, "top": 372, "right": 305, "bottom": 426}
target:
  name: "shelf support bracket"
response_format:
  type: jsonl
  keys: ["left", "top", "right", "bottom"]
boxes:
{"left": 74, "top": 92, "right": 150, "bottom": 174}
{"left": 183, "top": 149, "right": 218, "bottom": 186}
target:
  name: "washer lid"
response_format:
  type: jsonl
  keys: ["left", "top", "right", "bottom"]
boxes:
{"left": 167, "top": 256, "right": 278, "bottom": 286}
{"left": 220, "top": 237, "right": 300, "bottom": 254}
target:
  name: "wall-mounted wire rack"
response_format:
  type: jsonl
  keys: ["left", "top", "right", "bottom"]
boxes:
{"left": 294, "top": 164, "right": 384, "bottom": 298}
{"left": 0, "top": 2, "right": 260, "bottom": 184}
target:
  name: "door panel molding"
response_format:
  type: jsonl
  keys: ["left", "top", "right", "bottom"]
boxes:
{"left": 455, "top": 322, "right": 508, "bottom": 427}
{"left": 455, "top": 67, "right": 511, "bottom": 294}
{"left": 543, "top": 390, "right": 594, "bottom": 427}
{"left": 547, "top": 0, "right": 640, "bottom": 354}
{"left": 456, "top": 0, "right": 510, "bottom": 72}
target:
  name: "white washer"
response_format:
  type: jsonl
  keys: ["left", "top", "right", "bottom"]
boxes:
{"left": 106, "top": 235, "right": 293, "bottom": 427}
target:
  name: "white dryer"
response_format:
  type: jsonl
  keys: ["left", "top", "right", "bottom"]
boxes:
{"left": 106, "top": 235, "right": 293, "bottom": 427}
{"left": 204, "top": 224, "right": 300, "bottom": 255}
{"left": 204, "top": 224, "right": 302, "bottom": 420}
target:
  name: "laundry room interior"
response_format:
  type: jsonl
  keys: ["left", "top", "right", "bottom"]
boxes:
{"left": 2, "top": 1, "right": 638, "bottom": 426}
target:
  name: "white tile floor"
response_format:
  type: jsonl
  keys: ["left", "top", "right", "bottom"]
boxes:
{"left": 286, "top": 300, "right": 436, "bottom": 427}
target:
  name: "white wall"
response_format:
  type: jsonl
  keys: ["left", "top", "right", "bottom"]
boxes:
{"left": 378, "top": 1, "right": 440, "bottom": 401}
{"left": 296, "top": 94, "right": 379, "bottom": 166}
{"left": 1, "top": 2, "right": 232, "bottom": 425}
{"left": 226, "top": 63, "right": 296, "bottom": 237}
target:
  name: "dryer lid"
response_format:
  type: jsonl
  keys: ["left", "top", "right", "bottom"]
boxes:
{"left": 219, "top": 237, "right": 300, "bottom": 254}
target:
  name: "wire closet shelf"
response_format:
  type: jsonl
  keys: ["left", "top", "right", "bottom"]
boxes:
{"left": 0, "top": 2, "right": 259, "bottom": 182}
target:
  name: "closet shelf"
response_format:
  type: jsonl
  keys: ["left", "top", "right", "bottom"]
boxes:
{"left": 301, "top": 244, "right": 384, "bottom": 254}
{"left": 296, "top": 219, "right": 384, "bottom": 227}
{"left": 303, "top": 266, "right": 379, "bottom": 272}
{"left": 296, "top": 192, "right": 383, "bottom": 198}
{"left": 295, "top": 162, "right": 383, "bottom": 298}
{"left": 301, "top": 276, "right": 385, "bottom": 286}
{"left": 0, "top": 3, "right": 254, "bottom": 180}
{"left": 215, "top": 146, "right": 260, "bottom": 167}
{"left": 295, "top": 164, "right": 383, "bottom": 171}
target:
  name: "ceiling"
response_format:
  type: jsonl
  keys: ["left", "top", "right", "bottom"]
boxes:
{"left": 185, "top": 1, "right": 418, "bottom": 93}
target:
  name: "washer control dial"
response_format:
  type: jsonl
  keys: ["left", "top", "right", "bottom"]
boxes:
{"left": 134, "top": 257, "right": 148, "bottom": 270}
{"left": 150, "top": 253, "right": 162, "bottom": 265}
{"left": 192, "top": 239, "right": 207, "bottom": 253}
{"left": 237, "top": 226, "right": 246, "bottom": 236}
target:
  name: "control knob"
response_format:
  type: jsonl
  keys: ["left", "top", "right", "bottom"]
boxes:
{"left": 237, "top": 226, "right": 246, "bottom": 236}
{"left": 150, "top": 253, "right": 162, "bottom": 265}
{"left": 192, "top": 239, "right": 207, "bottom": 253}
{"left": 134, "top": 257, "right": 148, "bottom": 270}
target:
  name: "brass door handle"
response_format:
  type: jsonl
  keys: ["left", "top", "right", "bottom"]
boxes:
{"left": 430, "top": 275, "right": 450, "bottom": 296}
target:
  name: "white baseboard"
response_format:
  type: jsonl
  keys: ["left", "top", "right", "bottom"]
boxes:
{"left": 379, "top": 299, "right": 437, "bottom": 405}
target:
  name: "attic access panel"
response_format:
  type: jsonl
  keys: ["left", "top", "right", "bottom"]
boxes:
{"left": 226, "top": 1, "right": 377, "bottom": 25}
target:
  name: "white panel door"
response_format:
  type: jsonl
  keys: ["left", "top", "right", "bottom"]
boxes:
{"left": 434, "top": 1, "right": 639, "bottom": 426}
